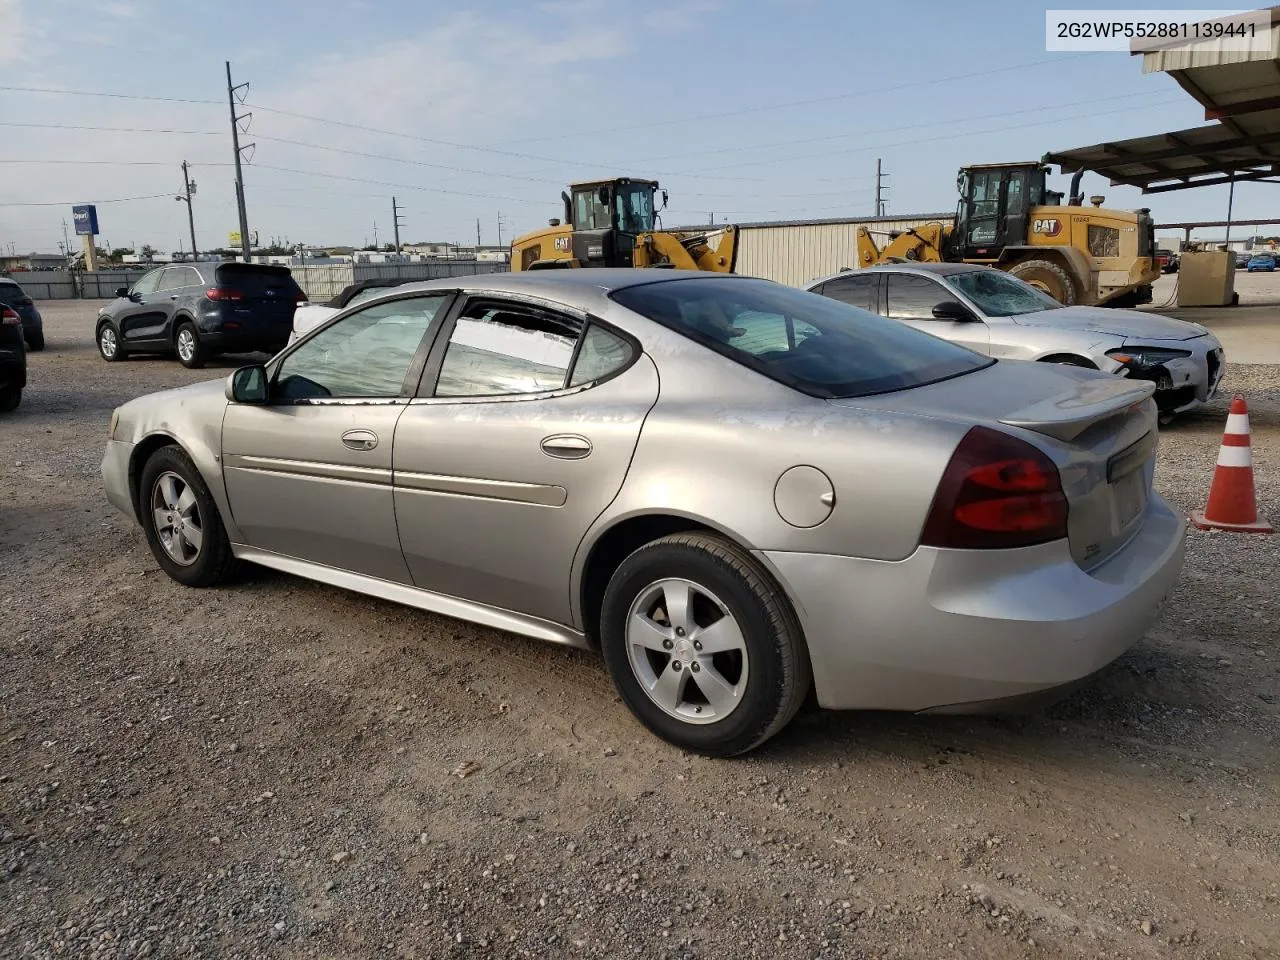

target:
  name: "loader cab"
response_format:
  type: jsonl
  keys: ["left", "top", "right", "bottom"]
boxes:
{"left": 568, "top": 178, "right": 663, "bottom": 267}
{"left": 949, "top": 163, "right": 1052, "bottom": 261}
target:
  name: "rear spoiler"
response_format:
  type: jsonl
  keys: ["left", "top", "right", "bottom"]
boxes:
{"left": 1000, "top": 378, "right": 1155, "bottom": 442}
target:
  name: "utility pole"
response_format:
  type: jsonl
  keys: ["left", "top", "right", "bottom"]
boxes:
{"left": 373, "top": 221, "right": 379, "bottom": 248}
{"left": 225, "top": 61, "right": 253, "bottom": 261}
{"left": 61, "top": 219, "right": 71, "bottom": 258}
{"left": 875, "top": 158, "right": 889, "bottom": 217}
{"left": 177, "top": 161, "right": 198, "bottom": 258}
{"left": 476, "top": 218, "right": 481, "bottom": 248}
{"left": 392, "top": 197, "right": 406, "bottom": 253}
{"left": 496, "top": 211, "right": 505, "bottom": 248}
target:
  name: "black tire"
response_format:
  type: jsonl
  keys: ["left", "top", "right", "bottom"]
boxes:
{"left": 97, "top": 322, "right": 127, "bottom": 362}
{"left": 138, "top": 446, "right": 238, "bottom": 588}
{"left": 25, "top": 330, "right": 44, "bottom": 352}
{"left": 174, "top": 321, "right": 207, "bottom": 369}
{"left": 1008, "top": 259, "right": 1077, "bottom": 305}
{"left": 0, "top": 385, "right": 20, "bottom": 412}
{"left": 1038, "top": 354, "right": 1097, "bottom": 369}
{"left": 599, "top": 532, "right": 812, "bottom": 757}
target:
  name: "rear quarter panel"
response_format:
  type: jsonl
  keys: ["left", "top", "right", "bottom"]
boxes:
{"left": 573, "top": 310, "right": 970, "bottom": 607}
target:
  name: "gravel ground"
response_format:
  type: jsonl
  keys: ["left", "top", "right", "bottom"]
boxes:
{"left": 2, "top": 302, "right": 1278, "bottom": 959}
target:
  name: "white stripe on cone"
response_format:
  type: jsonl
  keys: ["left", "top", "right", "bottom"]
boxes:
{"left": 1225, "top": 412, "right": 1251, "bottom": 434}
{"left": 1217, "top": 445, "right": 1253, "bottom": 468}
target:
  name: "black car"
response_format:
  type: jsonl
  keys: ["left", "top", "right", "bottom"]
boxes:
{"left": 95, "top": 262, "right": 307, "bottom": 368}
{"left": 0, "top": 304, "right": 26, "bottom": 411}
{"left": 0, "top": 277, "right": 44, "bottom": 351}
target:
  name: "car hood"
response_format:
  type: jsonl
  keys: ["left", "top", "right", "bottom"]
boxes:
{"left": 1011, "top": 305, "right": 1208, "bottom": 342}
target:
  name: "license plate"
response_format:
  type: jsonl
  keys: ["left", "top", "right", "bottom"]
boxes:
{"left": 1113, "top": 470, "right": 1148, "bottom": 530}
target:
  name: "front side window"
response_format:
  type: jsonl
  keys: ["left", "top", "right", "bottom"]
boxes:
{"left": 612, "top": 277, "right": 990, "bottom": 399}
{"left": 274, "top": 295, "right": 448, "bottom": 400}
{"left": 946, "top": 269, "right": 1061, "bottom": 317}
{"left": 885, "top": 274, "right": 951, "bottom": 320}
{"left": 434, "top": 302, "right": 582, "bottom": 397}
{"left": 131, "top": 270, "right": 162, "bottom": 297}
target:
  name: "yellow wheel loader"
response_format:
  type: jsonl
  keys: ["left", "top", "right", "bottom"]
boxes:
{"left": 855, "top": 163, "right": 1160, "bottom": 306}
{"left": 511, "top": 178, "right": 738, "bottom": 273}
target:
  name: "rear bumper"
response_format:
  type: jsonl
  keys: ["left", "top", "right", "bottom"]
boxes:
{"left": 759, "top": 492, "right": 1186, "bottom": 712}
{"left": 0, "top": 348, "right": 26, "bottom": 388}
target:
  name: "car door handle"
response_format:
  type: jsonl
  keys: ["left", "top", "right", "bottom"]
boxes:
{"left": 341, "top": 429, "right": 379, "bottom": 451}
{"left": 540, "top": 434, "right": 592, "bottom": 459}
{"left": 169, "top": 295, "right": 179, "bottom": 301}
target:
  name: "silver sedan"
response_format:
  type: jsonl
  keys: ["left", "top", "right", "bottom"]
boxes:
{"left": 103, "top": 270, "right": 1185, "bottom": 755}
{"left": 806, "top": 263, "right": 1225, "bottom": 418}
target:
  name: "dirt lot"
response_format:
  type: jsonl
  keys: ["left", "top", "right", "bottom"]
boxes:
{"left": 2, "top": 302, "right": 1278, "bottom": 959}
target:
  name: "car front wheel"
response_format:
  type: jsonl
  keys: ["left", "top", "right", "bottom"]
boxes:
{"left": 138, "top": 446, "right": 237, "bottom": 587}
{"left": 599, "top": 533, "right": 812, "bottom": 757}
{"left": 97, "top": 323, "right": 126, "bottom": 362}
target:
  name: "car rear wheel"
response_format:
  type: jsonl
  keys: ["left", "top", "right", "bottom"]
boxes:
{"left": 0, "top": 385, "right": 20, "bottom": 412}
{"left": 138, "top": 446, "right": 237, "bottom": 587}
{"left": 599, "top": 532, "right": 811, "bottom": 757}
{"left": 97, "top": 323, "right": 126, "bottom": 362}
{"left": 175, "top": 322, "right": 207, "bottom": 369}
{"left": 25, "top": 331, "right": 44, "bottom": 351}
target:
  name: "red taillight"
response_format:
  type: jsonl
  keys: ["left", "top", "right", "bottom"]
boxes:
{"left": 294, "top": 291, "right": 307, "bottom": 304}
{"left": 1, "top": 306, "right": 20, "bottom": 325}
{"left": 205, "top": 287, "right": 243, "bottom": 302}
{"left": 921, "top": 426, "right": 1068, "bottom": 550}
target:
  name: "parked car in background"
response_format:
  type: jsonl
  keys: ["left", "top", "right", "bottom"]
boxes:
{"left": 95, "top": 262, "right": 306, "bottom": 368}
{"left": 1235, "top": 251, "right": 1253, "bottom": 269}
{"left": 1155, "top": 249, "right": 1176, "bottom": 274}
{"left": 0, "top": 304, "right": 27, "bottom": 411}
{"left": 104, "top": 270, "right": 1185, "bottom": 755}
{"left": 290, "top": 277, "right": 410, "bottom": 344}
{"left": 1162, "top": 251, "right": 1179, "bottom": 274}
{"left": 0, "top": 277, "right": 44, "bottom": 351}
{"left": 807, "top": 263, "right": 1224, "bottom": 418}
{"left": 1247, "top": 254, "right": 1277, "bottom": 272}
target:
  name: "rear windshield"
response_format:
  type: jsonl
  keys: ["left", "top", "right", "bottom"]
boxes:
{"left": 611, "top": 277, "right": 992, "bottom": 399}
{"left": 215, "top": 264, "right": 305, "bottom": 298}
{"left": 0, "top": 281, "right": 26, "bottom": 305}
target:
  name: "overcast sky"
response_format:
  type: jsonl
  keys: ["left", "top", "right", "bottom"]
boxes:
{"left": 0, "top": 0, "right": 1270, "bottom": 254}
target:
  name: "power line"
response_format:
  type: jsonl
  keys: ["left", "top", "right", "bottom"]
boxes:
{"left": 0, "top": 159, "right": 234, "bottom": 167}
{"left": 0, "top": 84, "right": 221, "bottom": 104}
{"left": 0, "top": 121, "right": 221, "bottom": 135}
{"left": 496, "top": 53, "right": 1097, "bottom": 144}
{"left": 632, "top": 89, "right": 1178, "bottom": 164}
{"left": 0, "top": 193, "right": 175, "bottom": 207}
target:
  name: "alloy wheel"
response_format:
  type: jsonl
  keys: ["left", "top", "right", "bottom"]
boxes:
{"left": 176, "top": 328, "right": 196, "bottom": 363}
{"left": 150, "top": 471, "right": 204, "bottom": 566}
{"left": 100, "top": 327, "right": 118, "bottom": 359}
{"left": 625, "top": 578, "right": 749, "bottom": 724}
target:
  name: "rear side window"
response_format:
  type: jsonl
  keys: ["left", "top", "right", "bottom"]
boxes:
{"left": 569, "top": 325, "right": 634, "bottom": 386}
{"left": 612, "top": 277, "right": 991, "bottom": 399}
{"left": 0, "top": 282, "right": 25, "bottom": 305}
{"left": 434, "top": 302, "right": 583, "bottom": 398}
{"left": 819, "top": 274, "right": 877, "bottom": 311}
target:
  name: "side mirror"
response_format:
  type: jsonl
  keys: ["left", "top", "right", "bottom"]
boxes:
{"left": 115, "top": 286, "right": 130, "bottom": 298}
{"left": 932, "top": 300, "right": 978, "bottom": 322}
{"left": 227, "top": 363, "right": 268, "bottom": 403}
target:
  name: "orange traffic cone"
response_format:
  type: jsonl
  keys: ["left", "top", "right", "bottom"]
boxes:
{"left": 1191, "top": 395, "right": 1273, "bottom": 534}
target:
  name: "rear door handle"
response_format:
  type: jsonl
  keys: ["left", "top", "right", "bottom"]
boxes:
{"left": 540, "top": 434, "right": 592, "bottom": 459}
{"left": 169, "top": 295, "right": 179, "bottom": 301}
{"left": 341, "top": 429, "right": 379, "bottom": 451}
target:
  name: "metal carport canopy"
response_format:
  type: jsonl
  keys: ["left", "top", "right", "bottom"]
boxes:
{"left": 1043, "top": 7, "right": 1280, "bottom": 194}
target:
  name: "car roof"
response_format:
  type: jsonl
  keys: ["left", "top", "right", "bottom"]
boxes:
{"left": 391, "top": 268, "right": 756, "bottom": 299}
{"left": 804, "top": 262, "right": 992, "bottom": 288}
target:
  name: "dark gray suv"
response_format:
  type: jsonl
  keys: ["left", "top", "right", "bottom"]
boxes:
{"left": 96, "top": 262, "right": 306, "bottom": 368}
{"left": 0, "top": 277, "right": 44, "bottom": 351}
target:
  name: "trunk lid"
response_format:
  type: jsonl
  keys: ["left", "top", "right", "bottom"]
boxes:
{"left": 214, "top": 264, "right": 304, "bottom": 323}
{"left": 833, "top": 359, "right": 1160, "bottom": 568}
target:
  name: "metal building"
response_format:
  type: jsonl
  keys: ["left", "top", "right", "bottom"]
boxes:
{"left": 676, "top": 213, "right": 954, "bottom": 286}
